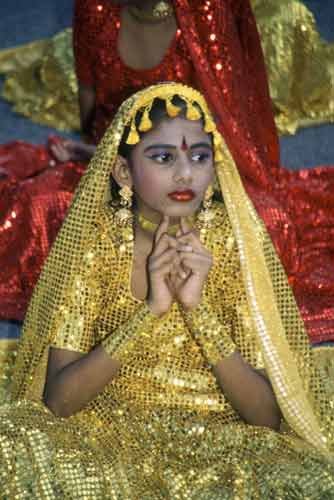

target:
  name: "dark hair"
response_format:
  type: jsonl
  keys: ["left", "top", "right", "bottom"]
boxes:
{"left": 118, "top": 96, "right": 205, "bottom": 160}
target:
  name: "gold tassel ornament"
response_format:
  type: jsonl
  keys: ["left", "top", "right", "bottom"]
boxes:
{"left": 126, "top": 120, "right": 140, "bottom": 145}
{"left": 186, "top": 102, "right": 202, "bottom": 121}
{"left": 138, "top": 107, "right": 153, "bottom": 132}
{"left": 166, "top": 98, "right": 181, "bottom": 118}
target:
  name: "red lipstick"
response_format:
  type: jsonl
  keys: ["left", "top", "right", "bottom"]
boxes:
{"left": 168, "top": 190, "right": 196, "bottom": 202}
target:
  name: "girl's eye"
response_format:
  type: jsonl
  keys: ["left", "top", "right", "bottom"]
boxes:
{"left": 149, "top": 152, "right": 174, "bottom": 164}
{"left": 191, "top": 152, "right": 211, "bottom": 163}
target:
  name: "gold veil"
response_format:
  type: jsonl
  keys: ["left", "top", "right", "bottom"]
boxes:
{"left": 11, "top": 83, "right": 333, "bottom": 456}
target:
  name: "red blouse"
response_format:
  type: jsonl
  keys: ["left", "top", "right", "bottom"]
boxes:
{"left": 73, "top": 0, "right": 195, "bottom": 143}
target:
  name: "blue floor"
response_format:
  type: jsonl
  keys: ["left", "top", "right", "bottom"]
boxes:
{"left": 0, "top": 0, "right": 333, "bottom": 338}
{"left": 0, "top": 321, "right": 21, "bottom": 340}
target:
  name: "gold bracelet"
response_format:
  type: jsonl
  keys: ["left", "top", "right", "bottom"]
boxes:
{"left": 182, "top": 303, "right": 237, "bottom": 366}
{"left": 102, "top": 304, "right": 158, "bottom": 361}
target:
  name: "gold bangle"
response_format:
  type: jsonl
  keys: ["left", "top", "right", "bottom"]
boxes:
{"left": 202, "top": 334, "right": 237, "bottom": 366}
{"left": 182, "top": 304, "right": 237, "bottom": 366}
{"left": 102, "top": 304, "right": 158, "bottom": 361}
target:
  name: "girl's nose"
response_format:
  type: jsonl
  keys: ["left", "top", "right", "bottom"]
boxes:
{"left": 173, "top": 156, "right": 193, "bottom": 184}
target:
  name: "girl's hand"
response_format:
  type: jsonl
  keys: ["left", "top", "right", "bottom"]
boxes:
{"left": 172, "top": 218, "right": 213, "bottom": 310}
{"left": 146, "top": 216, "right": 178, "bottom": 316}
{"left": 50, "top": 139, "right": 95, "bottom": 163}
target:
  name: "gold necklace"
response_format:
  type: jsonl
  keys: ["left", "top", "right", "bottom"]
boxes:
{"left": 137, "top": 213, "right": 195, "bottom": 236}
{"left": 128, "top": 1, "right": 174, "bottom": 24}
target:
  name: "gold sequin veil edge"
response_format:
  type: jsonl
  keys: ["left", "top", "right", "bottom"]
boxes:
{"left": 11, "top": 83, "right": 333, "bottom": 456}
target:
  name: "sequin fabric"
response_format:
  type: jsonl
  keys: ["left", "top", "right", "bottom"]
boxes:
{"left": 253, "top": 0, "right": 334, "bottom": 135}
{"left": 0, "top": 29, "right": 80, "bottom": 132}
{"left": 182, "top": 299, "right": 237, "bottom": 365}
{"left": 1, "top": 83, "right": 333, "bottom": 497}
{"left": 0, "top": 0, "right": 334, "bottom": 348}
{"left": 1, "top": 1, "right": 333, "bottom": 136}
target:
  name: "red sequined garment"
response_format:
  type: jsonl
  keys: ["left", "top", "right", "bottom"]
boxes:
{"left": 0, "top": 0, "right": 333, "bottom": 344}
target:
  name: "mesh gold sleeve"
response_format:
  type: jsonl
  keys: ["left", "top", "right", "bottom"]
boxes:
{"left": 102, "top": 303, "right": 159, "bottom": 363}
{"left": 182, "top": 299, "right": 237, "bottom": 366}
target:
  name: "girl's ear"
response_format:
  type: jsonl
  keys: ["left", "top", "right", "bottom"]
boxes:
{"left": 112, "top": 155, "right": 133, "bottom": 188}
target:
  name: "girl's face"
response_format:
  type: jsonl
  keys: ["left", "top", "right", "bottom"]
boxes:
{"left": 127, "top": 117, "right": 215, "bottom": 222}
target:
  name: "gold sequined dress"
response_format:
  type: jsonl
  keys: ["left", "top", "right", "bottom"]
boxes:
{"left": 0, "top": 203, "right": 333, "bottom": 498}
{"left": 0, "top": 83, "right": 333, "bottom": 498}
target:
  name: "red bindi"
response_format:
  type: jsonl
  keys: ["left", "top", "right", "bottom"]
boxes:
{"left": 181, "top": 136, "right": 189, "bottom": 151}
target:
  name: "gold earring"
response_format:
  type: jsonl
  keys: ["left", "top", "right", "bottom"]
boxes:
{"left": 115, "top": 185, "right": 133, "bottom": 227}
{"left": 197, "top": 185, "right": 215, "bottom": 231}
{"left": 203, "top": 184, "right": 214, "bottom": 210}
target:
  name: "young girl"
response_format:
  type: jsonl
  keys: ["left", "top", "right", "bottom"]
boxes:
{"left": 0, "top": 82, "right": 333, "bottom": 498}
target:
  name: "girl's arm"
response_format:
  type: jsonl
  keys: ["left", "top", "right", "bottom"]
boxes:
{"left": 78, "top": 84, "right": 96, "bottom": 138}
{"left": 177, "top": 217, "right": 281, "bottom": 429}
{"left": 44, "top": 345, "right": 120, "bottom": 418}
{"left": 184, "top": 302, "right": 281, "bottom": 430}
{"left": 214, "top": 353, "right": 281, "bottom": 430}
{"left": 73, "top": 0, "right": 101, "bottom": 137}
{"left": 44, "top": 216, "right": 177, "bottom": 418}
{"left": 44, "top": 304, "right": 157, "bottom": 418}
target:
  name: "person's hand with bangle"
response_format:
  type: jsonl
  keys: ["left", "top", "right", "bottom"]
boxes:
{"left": 182, "top": 298, "right": 237, "bottom": 366}
{"left": 102, "top": 303, "right": 160, "bottom": 363}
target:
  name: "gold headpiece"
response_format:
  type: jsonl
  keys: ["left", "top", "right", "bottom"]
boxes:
{"left": 123, "top": 85, "right": 219, "bottom": 147}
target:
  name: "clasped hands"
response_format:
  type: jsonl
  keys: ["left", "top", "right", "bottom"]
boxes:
{"left": 147, "top": 215, "right": 213, "bottom": 316}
